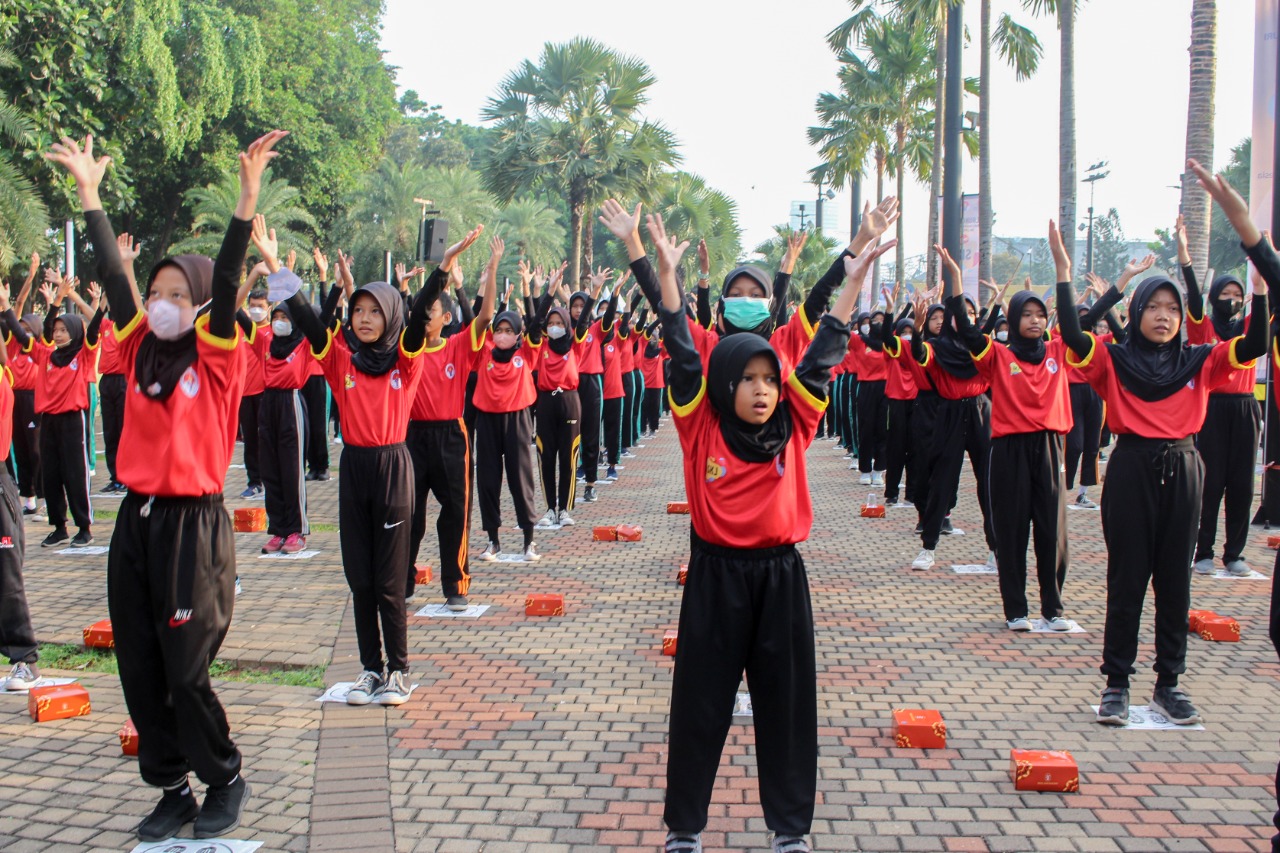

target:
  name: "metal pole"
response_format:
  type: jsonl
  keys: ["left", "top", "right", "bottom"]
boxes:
{"left": 64, "top": 220, "right": 75, "bottom": 279}
{"left": 941, "top": 1, "right": 965, "bottom": 272}
{"left": 850, "top": 173, "right": 863, "bottom": 242}
{"left": 1263, "top": 0, "right": 1280, "bottom": 526}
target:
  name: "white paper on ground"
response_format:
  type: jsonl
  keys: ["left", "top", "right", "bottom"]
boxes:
{"left": 1211, "top": 569, "right": 1269, "bottom": 580}
{"left": 732, "top": 692, "right": 753, "bottom": 717}
{"left": 415, "top": 603, "right": 491, "bottom": 619}
{"left": 483, "top": 553, "right": 533, "bottom": 564}
{"left": 258, "top": 550, "right": 320, "bottom": 560}
{"left": 0, "top": 677, "right": 77, "bottom": 695}
{"left": 1066, "top": 503, "right": 1099, "bottom": 511}
{"left": 1089, "top": 704, "right": 1205, "bottom": 731}
{"left": 56, "top": 546, "right": 110, "bottom": 556}
{"left": 952, "top": 564, "right": 996, "bottom": 574}
{"left": 1031, "top": 618, "right": 1087, "bottom": 634}
{"left": 534, "top": 521, "right": 563, "bottom": 531}
{"left": 316, "top": 681, "right": 420, "bottom": 704}
{"left": 228, "top": 463, "right": 246, "bottom": 469}
{"left": 132, "top": 839, "right": 262, "bottom": 853}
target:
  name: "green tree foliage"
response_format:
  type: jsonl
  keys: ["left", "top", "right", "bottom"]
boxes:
{"left": 0, "top": 47, "right": 49, "bottom": 270}
{"left": 386, "top": 91, "right": 491, "bottom": 171}
{"left": 170, "top": 169, "right": 317, "bottom": 265}
{"left": 495, "top": 198, "right": 567, "bottom": 274}
{"left": 1149, "top": 137, "right": 1251, "bottom": 282}
{"left": 1090, "top": 208, "right": 1128, "bottom": 284}
{"left": 753, "top": 226, "right": 841, "bottom": 305}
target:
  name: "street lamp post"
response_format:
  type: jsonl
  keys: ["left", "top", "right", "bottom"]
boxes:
{"left": 1082, "top": 161, "right": 1109, "bottom": 274}
{"left": 798, "top": 204, "right": 809, "bottom": 231}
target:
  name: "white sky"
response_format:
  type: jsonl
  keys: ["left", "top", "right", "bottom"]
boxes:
{"left": 381, "top": 0, "right": 1255, "bottom": 264}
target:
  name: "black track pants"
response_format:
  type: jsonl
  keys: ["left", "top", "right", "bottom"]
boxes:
{"left": 407, "top": 419, "right": 472, "bottom": 599}
{"left": 238, "top": 392, "right": 262, "bottom": 489}
{"left": 109, "top": 491, "right": 240, "bottom": 788}
{"left": 642, "top": 387, "right": 663, "bottom": 435}
{"left": 910, "top": 392, "right": 939, "bottom": 520}
{"left": 535, "top": 390, "right": 581, "bottom": 513}
{"left": 11, "top": 390, "right": 40, "bottom": 499}
{"left": 301, "top": 374, "right": 329, "bottom": 475}
{"left": 884, "top": 397, "right": 913, "bottom": 503}
{"left": 602, "top": 396, "right": 622, "bottom": 466}
{"left": 99, "top": 373, "right": 126, "bottom": 483}
{"left": 1100, "top": 436, "right": 1202, "bottom": 688}
{"left": 1195, "top": 394, "right": 1260, "bottom": 564}
{"left": 258, "top": 388, "right": 308, "bottom": 537}
{"left": 920, "top": 395, "right": 994, "bottom": 551}
{"left": 1065, "top": 382, "right": 1103, "bottom": 489}
{"left": 665, "top": 534, "right": 816, "bottom": 837}
{"left": 475, "top": 409, "right": 538, "bottom": 541}
{"left": 339, "top": 443, "right": 412, "bottom": 674}
{"left": 41, "top": 409, "right": 91, "bottom": 532}
{"left": 621, "top": 371, "right": 637, "bottom": 450}
{"left": 0, "top": 465, "right": 34, "bottom": 665}
{"left": 578, "top": 374, "right": 603, "bottom": 484}
{"left": 988, "top": 431, "right": 1068, "bottom": 621}
{"left": 857, "top": 379, "right": 888, "bottom": 473}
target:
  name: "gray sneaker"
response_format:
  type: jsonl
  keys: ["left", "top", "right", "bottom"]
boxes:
{"left": 1192, "top": 558, "right": 1215, "bottom": 575}
{"left": 1007, "top": 617, "right": 1032, "bottom": 631}
{"left": 446, "top": 594, "right": 469, "bottom": 612}
{"left": 1042, "top": 616, "right": 1072, "bottom": 631}
{"left": 1150, "top": 686, "right": 1202, "bottom": 725}
{"left": 557, "top": 510, "right": 575, "bottom": 526}
{"left": 1225, "top": 559, "right": 1252, "bottom": 577}
{"left": 5, "top": 661, "right": 39, "bottom": 691}
{"left": 346, "top": 670, "right": 383, "bottom": 705}
{"left": 665, "top": 832, "right": 702, "bottom": 853}
{"left": 1096, "top": 687, "right": 1130, "bottom": 726}
{"left": 773, "top": 835, "right": 811, "bottom": 853}
{"left": 376, "top": 671, "right": 411, "bottom": 706}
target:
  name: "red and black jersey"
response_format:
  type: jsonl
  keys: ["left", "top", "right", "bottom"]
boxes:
{"left": 98, "top": 318, "right": 124, "bottom": 376}
{"left": 602, "top": 332, "right": 624, "bottom": 400}
{"left": 263, "top": 339, "right": 313, "bottom": 390}
{"left": 32, "top": 338, "right": 97, "bottom": 414}
{"left": 884, "top": 344, "right": 918, "bottom": 400}
{"left": 919, "top": 342, "right": 990, "bottom": 399}
{"left": 6, "top": 335, "right": 37, "bottom": 392}
{"left": 535, "top": 341, "right": 580, "bottom": 392}
{"left": 848, "top": 336, "right": 887, "bottom": 381}
{"left": 617, "top": 330, "right": 636, "bottom": 373}
{"left": 243, "top": 322, "right": 269, "bottom": 396}
{"left": 885, "top": 337, "right": 932, "bottom": 393}
{"left": 0, "top": 366, "right": 13, "bottom": 459}
{"left": 671, "top": 371, "right": 826, "bottom": 549}
{"left": 768, "top": 307, "right": 815, "bottom": 380}
{"left": 411, "top": 319, "right": 486, "bottom": 420}
{"left": 1069, "top": 332, "right": 1253, "bottom": 439}
{"left": 1060, "top": 329, "right": 1112, "bottom": 384}
{"left": 972, "top": 336, "right": 1072, "bottom": 436}
{"left": 316, "top": 328, "right": 425, "bottom": 446}
{"left": 640, "top": 341, "right": 666, "bottom": 389}
{"left": 115, "top": 313, "right": 247, "bottom": 496}
{"left": 574, "top": 320, "right": 605, "bottom": 374}
{"left": 1187, "top": 312, "right": 1257, "bottom": 395}
{"left": 473, "top": 337, "right": 538, "bottom": 414}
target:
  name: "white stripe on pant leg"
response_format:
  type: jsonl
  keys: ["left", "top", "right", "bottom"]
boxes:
{"left": 80, "top": 411, "right": 92, "bottom": 522}
{"left": 294, "top": 391, "right": 310, "bottom": 535}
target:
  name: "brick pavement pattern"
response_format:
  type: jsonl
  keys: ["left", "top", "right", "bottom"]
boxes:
{"left": 2, "top": 417, "right": 1279, "bottom": 852}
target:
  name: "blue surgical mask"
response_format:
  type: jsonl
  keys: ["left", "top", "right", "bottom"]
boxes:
{"left": 722, "top": 297, "right": 771, "bottom": 331}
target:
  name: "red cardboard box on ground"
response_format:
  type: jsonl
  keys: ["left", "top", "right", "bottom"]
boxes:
{"left": 861, "top": 503, "right": 886, "bottom": 518}
{"left": 616, "top": 525, "right": 642, "bottom": 542}
{"left": 677, "top": 564, "right": 688, "bottom": 586}
{"left": 892, "top": 709, "right": 947, "bottom": 749}
{"left": 415, "top": 565, "right": 433, "bottom": 585}
{"left": 1268, "top": 535, "right": 1280, "bottom": 550}
{"left": 1197, "top": 615, "right": 1240, "bottom": 642}
{"left": 83, "top": 619, "right": 113, "bottom": 649}
{"left": 233, "top": 507, "right": 267, "bottom": 533}
{"left": 119, "top": 718, "right": 138, "bottom": 756}
{"left": 525, "top": 593, "right": 564, "bottom": 616}
{"left": 1010, "top": 749, "right": 1079, "bottom": 792}
{"left": 667, "top": 501, "right": 690, "bottom": 514}
{"left": 593, "top": 526, "right": 617, "bottom": 541}
{"left": 1188, "top": 609, "right": 1217, "bottom": 632}
{"left": 28, "top": 683, "right": 91, "bottom": 722}
{"left": 662, "top": 630, "right": 678, "bottom": 656}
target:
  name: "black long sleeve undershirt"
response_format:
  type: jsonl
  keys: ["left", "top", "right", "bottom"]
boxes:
{"left": 86, "top": 304, "right": 103, "bottom": 346}
{"left": 695, "top": 285, "right": 711, "bottom": 328}
{"left": 1182, "top": 263, "right": 1204, "bottom": 322}
{"left": 456, "top": 287, "right": 474, "bottom": 325}
{"left": 3, "top": 310, "right": 30, "bottom": 348}
{"left": 1055, "top": 282, "right": 1094, "bottom": 360}
{"left": 43, "top": 303, "right": 59, "bottom": 341}
{"left": 801, "top": 253, "right": 854, "bottom": 325}
{"left": 949, "top": 294, "right": 986, "bottom": 356}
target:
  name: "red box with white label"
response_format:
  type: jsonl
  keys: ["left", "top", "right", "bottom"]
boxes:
{"left": 667, "top": 501, "right": 690, "bottom": 514}
{"left": 1188, "top": 609, "right": 1217, "bottom": 632}
{"left": 592, "top": 526, "right": 617, "bottom": 541}
{"left": 892, "top": 709, "right": 947, "bottom": 749}
{"left": 28, "top": 683, "right": 91, "bottom": 722}
{"left": 662, "top": 630, "right": 678, "bottom": 656}
{"left": 616, "top": 525, "right": 642, "bottom": 541}
{"left": 1010, "top": 749, "right": 1079, "bottom": 792}
{"left": 415, "top": 565, "right": 433, "bottom": 585}
{"left": 677, "top": 564, "right": 688, "bottom": 586}
{"left": 119, "top": 718, "right": 139, "bottom": 756}
{"left": 525, "top": 593, "right": 564, "bottom": 617}
{"left": 1197, "top": 615, "right": 1240, "bottom": 642}
{"left": 83, "top": 619, "right": 114, "bottom": 649}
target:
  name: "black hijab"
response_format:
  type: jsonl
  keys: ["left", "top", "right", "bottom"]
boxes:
{"left": 920, "top": 304, "right": 945, "bottom": 341}
{"left": 718, "top": 266, "right": 775, "bottom": 338}
{"left": 1106, "top": 276, "right": 1213, "bottom": 402}
{"left": 932, "top": 296, "right": 979, "bottom": 378}
{"left": 546, "top": 306, "right": 573, "bottom": 356}
{"left": 1005, "top": 290, "right": 1047, "bottom": 365}
{"left": 136, "top": 254, "right": 212, "bottom": 400}
{"left": 490, "top": 310, "right": 522, "bottom": 364}
{"left": 347, "top": 281, "right": 404, "bottom": 377}
{"left": 1208, "top": 273, "right": 1246, "bottom": 341}
{"left": 269, "top": 301, "right": 306, "bottom": 361}
{"left": 49, "top": 312, "right": 85, "bottom": 368}
{"left": 706, "top": 334, "right": 791, "bottom": 463}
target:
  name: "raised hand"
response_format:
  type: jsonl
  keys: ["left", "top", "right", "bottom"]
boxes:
{"left": 645, "top": 213, "right": 691, "bottom": 311}
{"left": 1084, "top": 272, "right": 1111, "bottom": 299}
{"left": 598, "top": 199, "right": 643, "bottom": 243}
{"left": 283, "top": 248, "right": 296, "bottom": 272}
{"left": 1117, "top": 253, "right": 1156, "bottom": 292}
{"left": 117, "top": 233, "right": 141, "bottom": 265}
{"left": 1048, "top": 220, "right": 1071, "bottom": 281}
{"left": 250, "top": 214, "right": 281, "bottom": 273}
{"left": 837, "top": 239, "right": 897, "bottom": 322}
{"left": 781, "top": 229, "right": 809, "bottom": 275}
{"left": 313, "top": 247, "right": 329, "bottom": 282}
{"left": 43, "top": 267, "right": 63, "bottom": 288}
{"left": 1023, "top": 275, "right": 1032, "bottom": 291}
{"left": 86, "top": 280, "right": 102, "bottom": 304}
{"left": 1172, "top": 213, "right": 1190, "bottom": 266}
{"left": 697, "top": 239, "right": 710, "bottom": 277}
{"left": 335, "top": 251, "right": 355, "bottom": 293}
{"left": 616, "top": 269, "right": 631, "bottom": 290}
{"left": 26, "top": 253, "right": 39, "bottom": 283}
{"left": 0, "top": 280, "right": 10, "bottom": 312}
{"left": 1187, "top": 158, "right": 1258, "bottom": 246}
{"left": 441, "top": 225, "right": 484, "bottom": 273}
{"left": 851, "top": 197, "right": 900, "bottom": 255}
{"left": 44, "top": 135, "right": 112, "bottom": 209}
{"left": 37, "top": 282, "right": 55, "bottom": 306}
{"left": 394, "top": 263, "right": 411, "bottom": 293}
{"left": 515, "top": 259, "right": 534, "bottom": 288}
{"left": 588, "top": 266, "right": 613, "bottom": 299}
{"left": 449, "top": 262, "right": 464, "bottom": 291}
{"left": 236, "top": 130, "right": 289, "bottom": 220}
{"left": 933, "top": 244, "right": 962, "bottom": 298}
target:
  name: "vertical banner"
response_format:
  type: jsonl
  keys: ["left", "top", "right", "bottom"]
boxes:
{"left": 935, "top": 195, "right": 981, "bottom": 304}
{"left": 1251, "top": 0, "right": 1277, "bottom": 237}
{"left": 64, "top": 220, "right": 75, "bottom": 279}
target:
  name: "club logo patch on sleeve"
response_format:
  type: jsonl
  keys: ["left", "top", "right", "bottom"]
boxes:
{"left": 344, "top": 373, "right": 356, "bottom": 389}
{"left": 390, "top": 368, "right": 402, "bottom": 390}
{"left": 1045, "top": 357, "right": 1059, "bottom": 374}
{"left": 1009, "top": 362, "right": 1022, "bottom": 376}
{"left": 705, "top": 456, "right": 727, "bottom": 482}
{"left": 445, "top": 363, "right": 456, "bottom": 379}
{"left": 179, "top": 367, "right": 200, "bottom": 399}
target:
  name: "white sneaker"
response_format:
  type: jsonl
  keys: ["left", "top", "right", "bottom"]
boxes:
{"left": 538, "top": 508, "right": 558, "bottom": 527}
{"left": 1043, "top": 616, "right": 1072, "bottom": 631}
{"left": 892, "top": 500, "right": 914, "bottom": 509}
{"left": 523, "top": 543, "right": 541, "bottom": 562}
{"left": 871, "top": 471, "right": 884, "bottom": 485}
{"left": 557, "top": 510, "right": 575, "bottom": 526}
{"left": 1007, "top": 617, "right": 1032, "bottom": 631}
{"left": 346, "top": 670, "right": 383, "bottom": 705}
{"left": 5, "top": 661, "right": 39, "bottom": 691}
{"left": 479, "top": 541, "right": 499, "bottom": 562}
{"left": 986, "top": 551, "right": 998, "bottom": 570}
{"left": 911, "top": 549, "right": 935, "bottom": 570}
{"left": 375, "top": 670, "right": 411, "bottom": 706}
{"left": 859, "top": 473, "right": 872, "bottom": 485}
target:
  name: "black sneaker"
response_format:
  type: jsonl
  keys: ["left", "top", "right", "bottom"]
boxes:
{"left": 914, "top": 521, "right": 924, "bottom": 534}
{"left": 313, "top": 469, "right": 331, "bottom": 482}
{"left": 1096, "top": 687, "right": 1129, "bottom": 726}
{"left": 41, "top": 529, "right": 70, "bottom": 548}
{"left": 583, "top": 485, "right": 597, "bottom": 502}
{"left": 193, "top": 776, "right": 250, "bottom": 839}
{"left": 446, "top": 594, "right": 469, "bottom": 612}
{"left": 71, "top": 529, "right": 94, "bottom": 547}
{"left": 1150, "top": 686, "right": 1202, "bottom": 725}
{"left": 940, "top": 516, "right": 954, "bottom": 535}
{"left": 136, "top": 784, "right": 200, "bottom": 841}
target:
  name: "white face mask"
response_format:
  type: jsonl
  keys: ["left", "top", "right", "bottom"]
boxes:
{"left": 272, "top": 319, "right": 293, "bottom": 337}
{"left": 860, "top": 324, "right": 871, "bottom": 335}
{"left": 248, "top": 306, "right": 268, "bottom": 323}
{"left": 547, "top": 325, "right": 567, "bottom": 340}
{"left": 900, "top": 334, "right": 912, "bottom": 344}
{"left": 995, "top": 330, "right": 1009, "bottom": 342}
{"left": 148, "top": 299, "right": 192, "bottom": 341}
{"left": 494, "top": 331, "right": 518, "bottom": 350}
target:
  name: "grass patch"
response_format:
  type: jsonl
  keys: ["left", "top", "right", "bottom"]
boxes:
{"left": 38, "top": 644, "right": 326, "bottom": 688}
{"left": 310, "top": 522, "right": 339, "bottom": 533}
{"left": 93, "top": 508, "right": 118, "bottom": 521}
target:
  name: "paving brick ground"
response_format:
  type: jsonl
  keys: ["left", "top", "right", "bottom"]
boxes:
{"left": 3, "top": 415, "right": 1280, "bottom": 851}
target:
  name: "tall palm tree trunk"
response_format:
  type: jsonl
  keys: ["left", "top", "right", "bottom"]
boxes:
{"left": 1058, "top": 0, "right": 1077, "bottom": 272}
{"left": 927, "top": 21, "right": 946, "bottom": 290}
{"left": 979, "top": 0, "right": 993, "bottom": 297}
{"left": 896, "top": 125, "right": 907, "bottom": 288}
{"left": 568, "top": 194, "right": 584, "bottom": 289}
{"left": 873, "top": 151, "right": 886, "bottom": 294}
{"left": 1183, "top": 0, "right": 1217, "bottom": 283}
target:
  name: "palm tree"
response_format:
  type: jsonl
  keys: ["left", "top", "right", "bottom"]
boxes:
{"left": 341, "top": 158, "right": 430, "bottom": 282}
{"left": 1183, "top": 0, "right": 1216, "bottom": 284}
{"left": 171, "top": 169, "right": 317, "bottom": 267}
{"left": 0, "top": 47, "right": 49, "bottom": 271}
{"left": 421, "top": 166, "right": 499, "bottom": 270}
{"left": 647, "top": 171, "right": 742, "bottom": 284}
{"left": 494, "top": 197, "right": 567, "bottom": 274}
{"left": 754, "top": 226, "right": 841, "bottom": 304}
{"left": 481, "top": 37, "right": 680, "bottom": 287}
